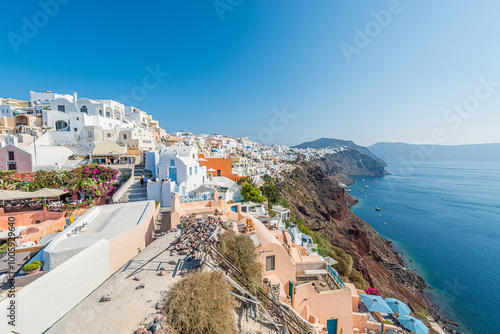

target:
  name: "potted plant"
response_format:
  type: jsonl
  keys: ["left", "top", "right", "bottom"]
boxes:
{"left": 21, "top": 260, "right": 43, "bottom": 275}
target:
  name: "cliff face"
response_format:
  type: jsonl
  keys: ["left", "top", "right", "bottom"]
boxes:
{"left": 316, "top": 149, "right": 389, "bottom": 184}
{"left": 294, "top": 137, "right": 387, "bottom": 167}
{"left": 278, "top": 160, "right": 432, "bottom": 315}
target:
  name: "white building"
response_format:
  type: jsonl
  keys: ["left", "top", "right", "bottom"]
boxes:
{"left": 146, "top": 146, "right": 208, "bottom": 207}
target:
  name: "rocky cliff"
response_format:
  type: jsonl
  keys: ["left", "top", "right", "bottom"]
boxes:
{"left": 315, "top": 148, "right": 389, "bottom": 185}
{"left": 277, "top": 160, "right": 436, "bottom": 323}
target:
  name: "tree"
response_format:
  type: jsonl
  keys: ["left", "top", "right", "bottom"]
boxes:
{"left": 240, "top": 183, "right": 264, "bottom": 203}
{"left": 260, "top": 183, "right": 281, "bottom": 205}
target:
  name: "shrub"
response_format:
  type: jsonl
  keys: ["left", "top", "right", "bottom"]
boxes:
{"left": 349, "top": 269, "right": 365, "bottom": 289}
{"left": 164, "top": 271, "right": 235, "bottom": 333}
{"left": 218, "top": 230, "right": 262, "bottom": 291}
{"left": 22, "top": 260, "right": 43, "bottom": 272}
{"left": 364, "top": 287, "right": 381, "bottom": 296}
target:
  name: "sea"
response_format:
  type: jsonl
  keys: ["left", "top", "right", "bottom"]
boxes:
{"left": 349, "top": 161, "right": 500, "bottom": 334}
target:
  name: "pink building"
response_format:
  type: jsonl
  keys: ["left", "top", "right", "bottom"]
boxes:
{"left": 0, "top": 144, "right": 32, "bottom": 171}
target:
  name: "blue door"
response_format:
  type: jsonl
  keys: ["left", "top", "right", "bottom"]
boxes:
{"left": 327, "top": 319, "right": 338, "bottom": 334}
{"left": 169, "top": 168, "right": 177, "bottom": 182}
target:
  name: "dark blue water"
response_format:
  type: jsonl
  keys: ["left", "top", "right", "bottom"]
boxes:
{"left": 349, "top": 161, "right": 500, "bottom": 334}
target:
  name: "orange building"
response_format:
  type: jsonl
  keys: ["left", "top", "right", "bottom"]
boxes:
{"left": 198, "top": 153, "right": 240, "bottom": 182}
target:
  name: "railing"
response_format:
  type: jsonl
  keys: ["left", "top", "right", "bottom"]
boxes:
{"left": 4, "top": 204, "right": 43, "bottom": 213}
{"left": 180, "top": 193, "right": 211, "bottom": 203}
{"left": 328, "top": 265, "right": 346, "bottom": 289}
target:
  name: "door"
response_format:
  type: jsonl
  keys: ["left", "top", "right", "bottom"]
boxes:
{"left": 288, "top": 281, "right": 294, "bottom": 306}
{"left": 169, "top": 168, "right": 177, "bottom": 182}
{"left": 327, "top": 319, "right": 338, "bottom": 334}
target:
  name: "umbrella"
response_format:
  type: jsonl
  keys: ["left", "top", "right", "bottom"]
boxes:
{"left": 385, "top": 298, "right": 412, "bottom": 315}
{"left": 359, "top": 294, "right": 394, "bottom": 314}
{"left": 398, "top": 315, "right": 429, "bottom": 334}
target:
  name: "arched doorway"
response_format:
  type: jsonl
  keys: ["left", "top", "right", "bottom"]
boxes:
{"left": 55, "top": 120, "right": 68, "bottom": 130}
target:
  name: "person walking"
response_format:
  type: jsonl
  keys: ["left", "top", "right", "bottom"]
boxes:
{"left": 140, "top": 172, "right": 145, "bottom": 187}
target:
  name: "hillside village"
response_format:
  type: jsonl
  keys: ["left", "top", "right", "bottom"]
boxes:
{"left": 0, "top": 91, "right": 439, "bottom": 334}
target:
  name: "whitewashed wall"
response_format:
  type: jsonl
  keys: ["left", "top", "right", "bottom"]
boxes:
{"left": 0, "top": 239, "right": 110, "bottom": 334}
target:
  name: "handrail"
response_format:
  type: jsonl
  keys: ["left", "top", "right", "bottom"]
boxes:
{"left": 328, "top": 264, "right": 346, "bottom": 289}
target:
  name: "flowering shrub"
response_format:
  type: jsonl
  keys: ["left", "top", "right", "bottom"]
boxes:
{"left": 0, "top": 164, "right": 118, "bottom": 204}
{"left": 364, "top": 287, "right": 381, "bottom": 296}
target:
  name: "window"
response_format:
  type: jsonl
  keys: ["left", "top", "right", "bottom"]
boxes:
{"left": 266, "top": 255, "right": 275, "bottom": 271}
{"left": 189, "top": 167, "right": 192, "bottom": 175}
{"left": 58, "top": 105, "right": 65, "bottom": 112}
{"left": 98, "top": 109, "right": 103, "bottom": 116}
{"left": 107, "top": 133, "right": 111, "bottom": 138}
{"left": 35, "top": 220, "right": 41, "bottom": 224}
{"left": 8, "top": 151, "right": 14, "bottom": 160}
{"left": 217, "top": 170, "right": 221, "bottom": 176}
{"left": 106, "top": 111, "right": 110, "bottom": 118}
{"left": 74, "top": 127, "right": 78, "bottom": 132}
{"left": 123, "top": 134, "right": 127, "bottom": 139}
{"left": 195, "top": 166, "right": 197, "bottom": 174}
{"left": 76, "top": 117, "right": 79, "bottom": 121}
{"left": 7, "top": 162, "right": 16, "bottom": 171}
{"left": 88, "top": 131, "right": 93, "bottom": 138}
{"left": 81, "top": 106, "right": 87, "bottom": 114}
{"left": 170, "top": 159, "right": 175, "bottom": 166}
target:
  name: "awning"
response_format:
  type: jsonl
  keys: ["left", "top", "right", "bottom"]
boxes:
{"left": 0, "top": 188, "right": 66, "bottom": 200}
{"left": 32, "top": 188, "right": 66, "bottom": 198}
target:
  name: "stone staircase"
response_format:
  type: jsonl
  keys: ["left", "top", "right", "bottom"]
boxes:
{"left": 117, "top": 164, "right": 148, "bottom": 203}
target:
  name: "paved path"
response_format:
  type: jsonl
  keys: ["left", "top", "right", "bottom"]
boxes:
{"left": 47, "top": 231, "right": 189, "bottom": 334}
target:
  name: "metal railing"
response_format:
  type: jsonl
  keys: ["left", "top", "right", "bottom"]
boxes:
{"left": 328, "top": 264, "right": 346, "bottom": 289}
{"left": 180, "top": 192, "right": 211, "bottom": 203}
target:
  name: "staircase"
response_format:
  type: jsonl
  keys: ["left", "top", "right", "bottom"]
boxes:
{"left": 117, "top": 164, "right": 148, "bottom": 203}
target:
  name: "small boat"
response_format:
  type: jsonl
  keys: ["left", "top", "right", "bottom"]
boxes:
{"left": 358, "top": 190, "right": 364, "bottom": 193}
{"left": 384, "top": 222, "right": 387, "bottom": 225}
{"left": 362, "top": 195, "right": 367, "bottom": 198}
{"left": 375, "top": 207, "right": 381, "bottom": 211}
{"left": 364, "top": 185, "right": 369, "bottom": 188}
{"left": 373, "top": 180, "right": 379, "bottom": 183}
{"left": 362, "top": 179, "right": 365, "bottom": 181}
{"left": 378, "top": 214, "right": 382, "bottom": 217}
{"left": 346, "top": 189, "right": 351, "bottom": 192}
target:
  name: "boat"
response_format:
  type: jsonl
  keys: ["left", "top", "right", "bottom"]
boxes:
{"left": 375, "top": 207, "right": 381, "bottom": 211}
{"left": 358, "top": 190, "right": 364, "bottom": 193}
{"left": 364, "top": 185, "right": 369, "bottom": 188}
{"left": 373, "top": 180, "right": 379, "bottom": 183}
{"left": 362, "top": 195, "right": 367, "bottom": 198}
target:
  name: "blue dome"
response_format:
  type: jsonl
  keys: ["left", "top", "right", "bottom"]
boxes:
{"left": 246, "top": 146, "right": 251, "bottom": 148}
{"left": 212, "top": 149, "right": 218, "bottom": 152}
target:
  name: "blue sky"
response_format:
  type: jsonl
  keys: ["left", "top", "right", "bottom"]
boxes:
{"left": 1, "top": 0, "right": 500, "bottom": 146}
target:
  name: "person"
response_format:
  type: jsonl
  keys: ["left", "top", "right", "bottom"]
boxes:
{"left": 140, "top": 173, "right": 145, "bottom": 187}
